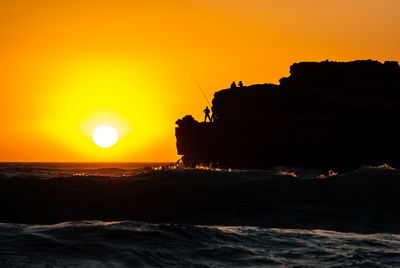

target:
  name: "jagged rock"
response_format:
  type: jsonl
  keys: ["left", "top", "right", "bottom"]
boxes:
{"left": 175, "top": 60, "right": 400, "bottom": 171}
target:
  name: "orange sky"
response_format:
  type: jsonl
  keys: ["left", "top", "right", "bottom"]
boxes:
{"left": 0, "top": 0, "right": 399, "bottom": 162}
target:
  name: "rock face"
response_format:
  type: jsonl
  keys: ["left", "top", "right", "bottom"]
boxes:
{"left": 176, "top": 60, "right": 400, "bottom": 171}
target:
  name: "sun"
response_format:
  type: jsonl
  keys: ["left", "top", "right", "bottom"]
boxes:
{"left": 92, "top": 126, "right": 119, "bottom": 148}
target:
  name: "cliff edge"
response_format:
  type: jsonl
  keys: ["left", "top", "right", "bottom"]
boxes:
{"left": 176, "top": 60, "right": 400, "bottom": 171}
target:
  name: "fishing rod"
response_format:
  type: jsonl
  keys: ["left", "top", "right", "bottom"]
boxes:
{"left": 193, "top": 75, "right": 212, "bottom": 107}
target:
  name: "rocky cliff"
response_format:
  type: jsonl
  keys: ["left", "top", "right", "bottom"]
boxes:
{"left": 176, "top": 60, "right": 400, "bottom": 171}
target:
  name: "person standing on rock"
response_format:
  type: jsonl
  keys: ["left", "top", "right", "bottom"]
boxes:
{"left": 203, "top": 106, "right": 212, "bottom": 122}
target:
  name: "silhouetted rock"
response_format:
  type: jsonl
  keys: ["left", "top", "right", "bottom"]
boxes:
{"left": 176, "top": 60, "right": 400, "bottom": 171}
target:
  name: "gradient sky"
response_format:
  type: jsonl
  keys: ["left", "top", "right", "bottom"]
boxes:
{"left": 0, "top": 0, "right": 399, "bottom": 162}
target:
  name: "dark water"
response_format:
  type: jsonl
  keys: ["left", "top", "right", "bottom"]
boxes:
{"left": 1, "top": 163, "right": 400, "bottom": 267}
{"left": 0, "top": 162, "right": 167, "bottom": 179}
{"left": 1, "top": 221, "right": 400, "bottom": 267}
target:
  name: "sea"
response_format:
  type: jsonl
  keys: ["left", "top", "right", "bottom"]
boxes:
{"left": 1, "top": 162, "right": 400, "bottom": 267}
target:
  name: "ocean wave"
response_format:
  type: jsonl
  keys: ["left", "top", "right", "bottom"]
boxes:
{"left": 2, "top": 162, "right": 400, "bottom": 235}
{"left": 1, "top": 162, "right": 399, "bottom": 181}
{"left": 152, "top": 162, "right": 400, "bottom": 182}
{"left": 1, "top": 221, "right": 400, "bottom": 267}
{"left": 0, "top": 163, "right": 166, "bottom": 179}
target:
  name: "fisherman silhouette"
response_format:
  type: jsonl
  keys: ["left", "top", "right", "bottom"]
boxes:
{"left": 211, "top": 111, "right": 217, "bottom": 122}
{"left": 203, "top": 106, "right": 212, "bottom": 122}
{"left": 239, "top": 81, "right": 243, "bottom": 87}
{"left": 230, "top": 81, "right": 237, "bottom": 89}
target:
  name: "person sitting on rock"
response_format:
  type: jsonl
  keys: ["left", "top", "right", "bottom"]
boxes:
{"left": 230, "top": 81, "right": 237, "bottom": 89}
{"left": 238, "top": 81, "right": 243, "bottom": 87}
{"left": 203, "top": 106, "right": 212, "bottom": 122}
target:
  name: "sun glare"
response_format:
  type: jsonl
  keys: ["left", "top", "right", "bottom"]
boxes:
{"left": 92, "top": 126, "right": 119, "bottom": 148}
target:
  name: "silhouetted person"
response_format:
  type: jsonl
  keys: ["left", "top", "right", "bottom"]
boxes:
{"left": 239, "top": 81, "right": 243, "bottom": 87}
{"left": 203, "top": 106, "right": 212, "bottom": 122}
{"left": 230, "top": 81, "right": 237, "bottom": 89}
{"left": 211, "top": 113, "right": 217, "bottom": 122}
